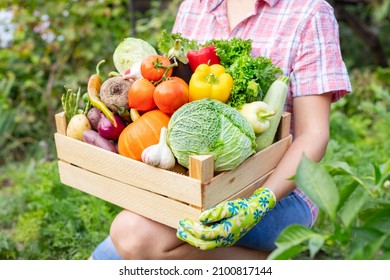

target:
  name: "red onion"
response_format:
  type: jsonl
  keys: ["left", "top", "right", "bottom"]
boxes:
{"left": 97, "top": 115, "right": 125, "bottom": 140}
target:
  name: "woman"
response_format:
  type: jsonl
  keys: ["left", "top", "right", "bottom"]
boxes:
{"left": 91, "top": 0, "right": 351, "bottom": 260}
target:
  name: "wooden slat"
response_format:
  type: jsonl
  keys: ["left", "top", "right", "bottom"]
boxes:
{"left": 55, "top": 112, "right": 67, "bottom": 135}
{"left": 54, "top": 133, "right": 203, "bottom": 207}
{"left": 277, "top": 112, "right": 291, "bottom": 140}
{"left": 200, "top": 171, "right": 274, "bottom": 210}
{"left": 58, "top": 161, "right": 201, "bottom": 228}
{"left": 202, "top": 134, "right": 292, "bottom": 209}
{"left": 189, "top": 155, "right": 214, "bottom": 183}
{"left": 224, "top": 170, "right": 273, "bottom": 201}
{"left": 54, "top": 111, "right": 292, "bottom": 214}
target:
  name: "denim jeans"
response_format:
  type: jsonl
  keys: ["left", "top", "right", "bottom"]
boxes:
{"left": 91, "top": 236, "right": 122, "bottom": 260}
{"left": 91, "top": 191, "right": 312, "bottom": 260}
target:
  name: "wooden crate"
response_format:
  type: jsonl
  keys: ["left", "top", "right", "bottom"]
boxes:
{"left": 54, "top": 111, "right": 292, "bottom": 228}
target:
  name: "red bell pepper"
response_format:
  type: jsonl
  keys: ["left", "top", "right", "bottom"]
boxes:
{"left": 186, "top": 45, "right": 220, "bottom": 72}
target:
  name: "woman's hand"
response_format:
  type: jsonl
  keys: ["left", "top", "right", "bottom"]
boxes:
{"left": 176, "top": 188, "right": 276, "bottom": 250}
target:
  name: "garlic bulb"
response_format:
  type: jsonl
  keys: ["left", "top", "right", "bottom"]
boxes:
{"left": 141, "top": 127, "right": 176, "bottom": 169}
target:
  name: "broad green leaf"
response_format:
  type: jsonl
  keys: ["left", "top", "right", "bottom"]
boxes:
{"left": 339, "top": 185, "right": 369, "bottom": 228}
{"left": 373, "top": 163, "right": 382, "bottom": 185}
{"left": 268, "top": 244, "right": 307, "bottom": 260}
{"left": 324, "top": 160, "right": 355, "bottom": 176}
{"left": 378, "top": 159, "right": 390, "bottom": 187}
{"left": 349, "top": 227, "right": 388, "bottom": 260}
{"left": 359, "top": 205, "right": 390, "bottom": 221}
{"left": 379, "top": 252, "right": 390, "bottom": 260}
{"left": 268, "top": 224, "right": 326, "bottom": 260}
{"left": 296, "top": 155, "right": 339, "bottom": 221}
{"left": 363, "top": 207, "right": 390, "bottom": 234}
{"left": 308, "top": 235, "right": 325, "bottom": 259}
{"left": 337, "top": 181, "right": 358, "bottom": 210}
{"left": 275, "top": 224, "right": 320, "bottom": 246}
{"left": 382, "top": 159, "right": 390, "bottom": 175}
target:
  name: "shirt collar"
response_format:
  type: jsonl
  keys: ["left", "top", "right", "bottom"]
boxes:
{"left": 203, "top": 0, "right": 279, "bottom": 12}
{"left": 263, "top": 0, "right": 279, "bottom": 7}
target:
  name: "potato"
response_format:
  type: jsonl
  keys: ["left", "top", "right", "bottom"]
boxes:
{"left": 87, "top": 107, "right": 103, "bottom": 131}
{"left": 66, "top": 113, "right": 92, "bottom": 141}
{"left": 82, "top": 130, "right": 117, "bottom": 153}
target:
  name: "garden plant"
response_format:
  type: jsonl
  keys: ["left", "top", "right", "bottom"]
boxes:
{"left": 0, "top": 0, "right": 389, "bottom": 260}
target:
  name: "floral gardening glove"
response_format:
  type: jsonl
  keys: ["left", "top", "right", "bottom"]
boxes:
{"left": 176, "top": 187, "right": 276, "bottom": 250}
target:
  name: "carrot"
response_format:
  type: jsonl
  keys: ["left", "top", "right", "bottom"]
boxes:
{"left": 87, "top": 60, "right": 118, "bottom": 127}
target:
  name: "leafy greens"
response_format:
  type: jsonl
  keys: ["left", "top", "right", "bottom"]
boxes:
{"left": 206, "top": 38, "right": 283, "bottom": 109}
{"left": 158, "top": 30, "right": 199, "bottom": 56}
{"left": 158, "top": 33, "right": 283, "bottom": 109}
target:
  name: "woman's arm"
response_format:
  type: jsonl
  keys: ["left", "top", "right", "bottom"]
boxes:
{"left": 264, "top": 92, "right": 333, "bottom": 201}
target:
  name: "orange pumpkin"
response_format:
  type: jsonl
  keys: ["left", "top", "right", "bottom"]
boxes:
{"left": 118, "top": 109, "right": 170, "bottom": 161}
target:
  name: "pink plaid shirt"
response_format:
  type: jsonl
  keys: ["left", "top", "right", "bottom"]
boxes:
{"left": 172, "top": 0, "right": 351, "bottom": 224}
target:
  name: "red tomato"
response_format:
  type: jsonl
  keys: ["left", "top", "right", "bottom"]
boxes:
{"left": 169, "top": 77, "right": 190, "bottom": 102}
{"left": 128, "top": 78, "right": 156, "bottom": 112}
{"left": 153, "top": 77, "right": 189, "bottom": 114}
{"left": 141, "top": 54, "right": 173, "bottom": 82}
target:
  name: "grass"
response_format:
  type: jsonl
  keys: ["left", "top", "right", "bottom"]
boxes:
{"left": 0, "top": 159, "right": 120, "bottom": 260}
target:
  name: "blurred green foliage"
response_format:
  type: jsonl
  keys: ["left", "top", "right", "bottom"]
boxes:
{"left": 0, "top": 160, "right": 120, "bottom": 259}
{"left": 0, "top": 0, "right": 389, "bottom": 259}
{"left": 0, "top": 0, "right": 181, "bottom": 163}
{"left": 336, "top": 0, "right": 390, "bottom": 69}
{"left": 269, "top": 156, "right": 390, "bottom": 260}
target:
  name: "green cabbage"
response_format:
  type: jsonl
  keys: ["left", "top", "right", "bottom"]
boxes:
{"left": 167, "top": 98, "right": 256, "bottom": 172}
{"left": 113, "top": 37, "right": 157, "bottom": 74}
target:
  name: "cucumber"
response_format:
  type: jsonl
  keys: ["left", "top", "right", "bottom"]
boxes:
{"left": 255, "top": 75, "right": 290, "bottom": 151}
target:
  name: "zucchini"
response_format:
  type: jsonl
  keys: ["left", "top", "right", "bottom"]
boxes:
{"left": 255, "top": 75, "right": 290, "bottom": 151}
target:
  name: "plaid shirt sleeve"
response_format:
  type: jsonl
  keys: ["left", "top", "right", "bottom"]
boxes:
{"left": 290, "top": 5, "right": 351, "bottom": 102}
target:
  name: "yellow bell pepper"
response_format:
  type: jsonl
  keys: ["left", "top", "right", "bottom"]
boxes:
{"left": 188, "top": 64, "right": 233, "bottom": 103}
